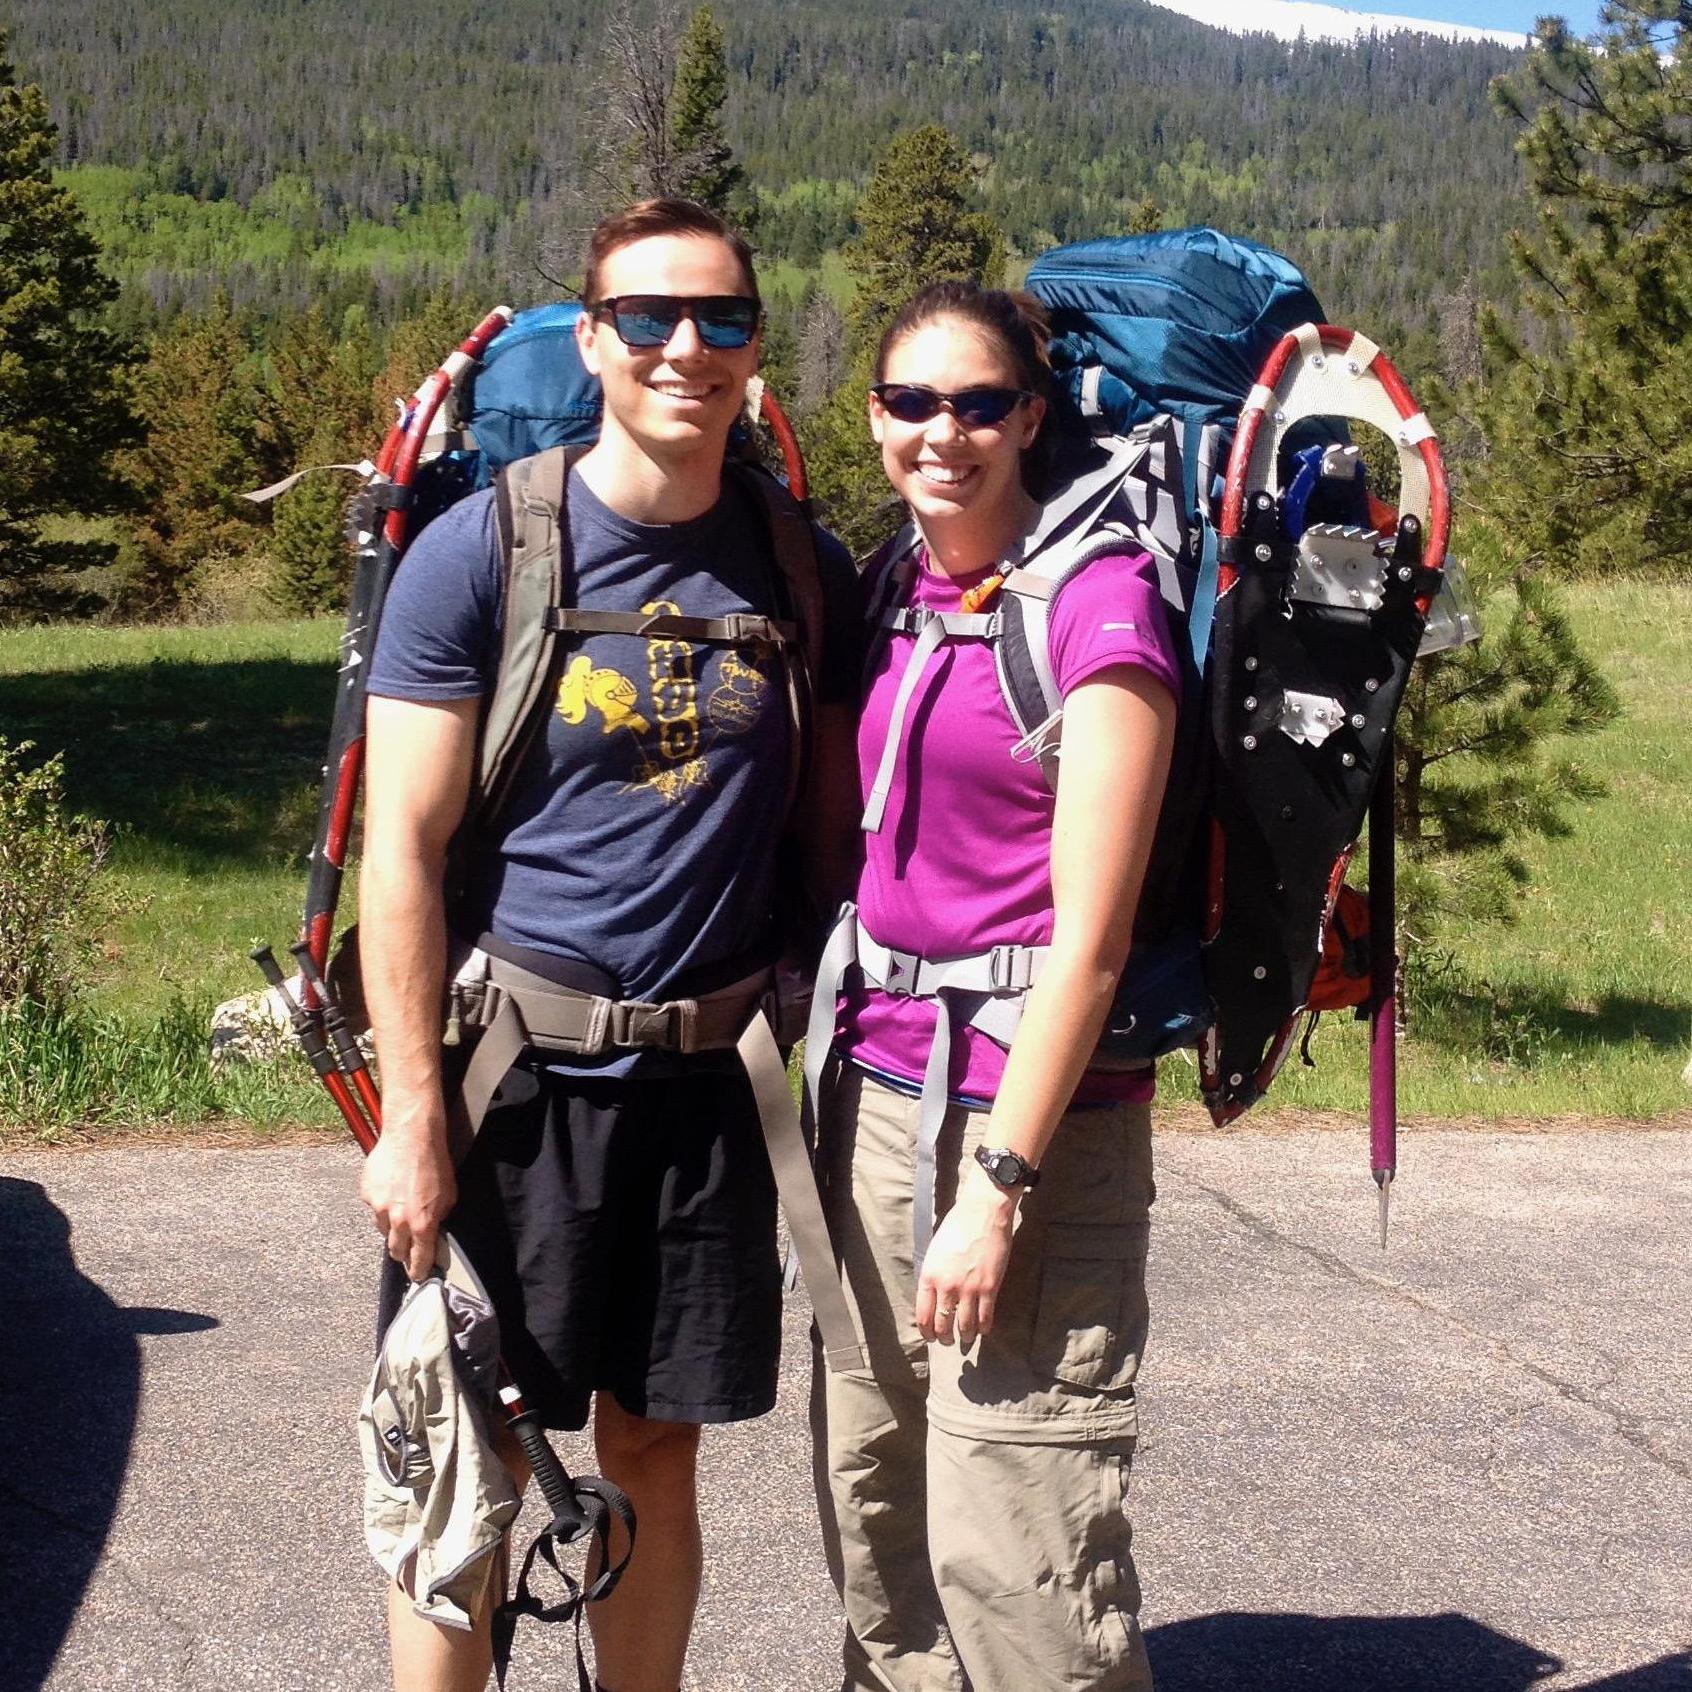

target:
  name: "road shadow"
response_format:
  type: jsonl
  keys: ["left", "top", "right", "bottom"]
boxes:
{"left": 0, "top": 654, "right": 335, "bottom": 867}
{"left": 1146, "top": 1612, "right": 1691, "bottom": 1690}
{"left": 0, "top": 1177, "right": 217, "bottom": 1689}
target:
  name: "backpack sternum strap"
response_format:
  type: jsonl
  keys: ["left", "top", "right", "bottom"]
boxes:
{"left": 547, "top": 607, "right": 798, "bottom": 648}
{"left": 860, "top": 604, "right": 1006, "bottom": 835}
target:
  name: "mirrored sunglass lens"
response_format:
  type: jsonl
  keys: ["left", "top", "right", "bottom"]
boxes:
{"left": 696, "top": 299, "right": 758, "bottom": 347}
{"left": 614, "top": 300, "right": 682, "bottom": 345}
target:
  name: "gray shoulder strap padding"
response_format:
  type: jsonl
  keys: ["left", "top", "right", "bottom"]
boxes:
{"left": 477, "top": 444, "right": 583, "bottom": 826}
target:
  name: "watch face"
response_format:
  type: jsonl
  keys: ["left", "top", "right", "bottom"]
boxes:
{"left": 977, "top": 1146, "right": 1033, "bottom": 1188}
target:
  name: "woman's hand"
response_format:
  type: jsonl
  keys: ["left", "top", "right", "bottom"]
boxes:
{"left": 916, "top": 1164, "right": 1020, "bottom": 1348}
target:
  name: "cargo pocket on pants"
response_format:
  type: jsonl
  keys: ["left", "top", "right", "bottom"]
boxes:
{"left": 1027, "top": 1223, "right": 1148, "bottom": 1393}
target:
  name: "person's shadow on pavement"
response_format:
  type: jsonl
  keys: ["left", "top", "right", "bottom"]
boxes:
{"left": 0, "top": 1176, "right": 217, "bottom": 1691}
{"left": 1147, "top": 1612, "right": 1691, "bottom": 1690}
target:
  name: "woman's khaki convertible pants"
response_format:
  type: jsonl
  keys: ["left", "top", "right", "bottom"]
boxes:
{"left": 812, "top": 1065, "right": 1157, "bottom": 1692}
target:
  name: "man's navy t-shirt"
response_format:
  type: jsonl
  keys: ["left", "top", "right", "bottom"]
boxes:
{"left": 368, "top": 466, "right": 857, "bottom": 1052}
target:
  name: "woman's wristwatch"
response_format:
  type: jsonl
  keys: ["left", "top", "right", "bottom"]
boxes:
{"left": 974, "top": 1146, "right": 1041, "bottom": 1191}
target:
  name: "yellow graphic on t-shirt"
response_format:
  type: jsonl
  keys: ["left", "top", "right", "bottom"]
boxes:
{"left": 557, "top": 655, "right": 651, "bottom": 735}
{"left": 623, "top": 599, "right": 710, "bottom": 803}
{"left": 553, "top": 598, "right": 767, "bottom": 806}
{"left": 707, "top": 648, "right": 769, "bottom": 735}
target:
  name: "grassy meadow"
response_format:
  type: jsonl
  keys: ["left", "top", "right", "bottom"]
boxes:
{"left": 0, "top": 582, "right": 1687, "bottom": 1135}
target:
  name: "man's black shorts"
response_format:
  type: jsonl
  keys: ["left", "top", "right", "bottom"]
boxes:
{"left": 386, "top": 1062, "right": 781, "bottom": 1432}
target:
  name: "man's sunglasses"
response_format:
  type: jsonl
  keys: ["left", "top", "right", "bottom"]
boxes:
{"left": 587, "top": 294, "right": 761, "bottom": 350}
{"left": 870, "top": 384, "right": 1033, "bottom": 429}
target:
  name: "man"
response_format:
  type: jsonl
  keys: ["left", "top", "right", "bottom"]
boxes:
{"left": 358, "top": 198, "right": 858, "bottom": 1692}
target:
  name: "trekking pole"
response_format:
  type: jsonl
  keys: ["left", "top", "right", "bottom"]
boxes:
{"left": 1367, "top": 747, "right": 1397, "bottom": 1248}
{"left": 250, "top": 945, "right": 378, "bottom": 1154}
{"left": 289, "top": 942, "right": 382, "bottom": 1130}
{"left": 301, "top": 307, "right": 516, "bottom": 979}
{"left": 255, "top": 948, "right": 633, "bottom": 1623}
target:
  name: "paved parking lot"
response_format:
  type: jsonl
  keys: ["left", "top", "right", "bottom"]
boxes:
{"left": 3, "top": 1126, "right": 1689, "bottom": 1690}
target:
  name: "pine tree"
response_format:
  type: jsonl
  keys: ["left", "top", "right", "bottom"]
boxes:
{"left": 0, "top": 34, "right": 139, "bottom": 620}
{"left": 265, "top": 304, "right": 379, "bottom": 613}
{"left": 121, "top": 300, "right": 270, "bottom": 614}
{"left": 1476, "top": 1, "right": 1692, "bottom": 576}
{"left": 669, "top": 6, "right": 749, "bottom": 226}
{"left": 806, "top": 125, "right": 1005, "bottom": 552}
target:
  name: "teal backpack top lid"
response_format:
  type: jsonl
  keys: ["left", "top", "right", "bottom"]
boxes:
{"left": 462, "top": 302, "right": 602, "bottom": 477}
{"left": 1027, "top": 227, "right": 1327, "bottom": 439}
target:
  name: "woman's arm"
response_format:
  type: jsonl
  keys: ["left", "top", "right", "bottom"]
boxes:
{"left": 916, "top": 664, "right": 1176, "bottom": 1347}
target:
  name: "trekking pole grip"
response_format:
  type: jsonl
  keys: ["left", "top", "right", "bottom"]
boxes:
{"left": 506, "top": 1407, "right": 593, "bottom": 1542}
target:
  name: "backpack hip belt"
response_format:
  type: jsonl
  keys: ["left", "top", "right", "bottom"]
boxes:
{"left": 804, "top": 905, "right": 1055, "bottom": 1266}
{"left": 452, "top": 945, "right": 866, "bottom": 1376}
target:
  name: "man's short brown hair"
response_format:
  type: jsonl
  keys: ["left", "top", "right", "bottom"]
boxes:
{"left": 582, "top": 198, "right": 759, "bottom": 305}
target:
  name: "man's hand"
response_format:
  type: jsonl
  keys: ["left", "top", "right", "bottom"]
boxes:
{"left": 359, "top": 1113, "right": 457, "bottom": 1281}
{"left": 915, "top": 1163, "right": 1020, "bottom": 1349}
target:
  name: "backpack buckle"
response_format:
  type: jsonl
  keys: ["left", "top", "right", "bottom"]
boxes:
{"left": 878, "top": 947, "right": 922, "bottom": 997}
{"left": 987, "top": 945, "right": 1037, "bottom": 993}
{"left": 723, "top": 613, "right": 781, "bottom": 647}
{"left": 609, "top": 998, "right": 697, "bottom": 1052}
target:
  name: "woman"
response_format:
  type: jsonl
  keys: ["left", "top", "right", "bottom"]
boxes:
{"left": 812, "top": 281, "right": 1180, "bottom": 1692}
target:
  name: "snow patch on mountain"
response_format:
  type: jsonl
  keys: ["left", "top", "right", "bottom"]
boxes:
{"left": 1144, "top": 0, "right": 1529, "bottom": 48}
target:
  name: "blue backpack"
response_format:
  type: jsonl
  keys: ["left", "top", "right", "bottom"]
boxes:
{"left": 854, "top": 228, "right": 1345, "bottom": 1068}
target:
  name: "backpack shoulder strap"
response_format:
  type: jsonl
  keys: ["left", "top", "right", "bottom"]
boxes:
{"left": 475, "top": 443, "right": 584, "bottom": 828}
{"left": 725, "top": 458, "right": 826, "bottom": 829}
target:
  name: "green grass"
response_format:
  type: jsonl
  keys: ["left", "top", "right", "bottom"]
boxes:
{"left": 0, "top": 618, "right": 343, "bottom": 1015}
{"left": 1, "top": 585, "right": 1687, "bottom": 1131}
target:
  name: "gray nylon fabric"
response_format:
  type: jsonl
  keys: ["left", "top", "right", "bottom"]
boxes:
{"left": 445, "top": 945, "right": 866, "bottom": 1374}
{"left": 359, "top": 1274, "right": 521, "bottom": 1631}
{"left": 806, "top": 908, "right": 1045, "bottom": 1264}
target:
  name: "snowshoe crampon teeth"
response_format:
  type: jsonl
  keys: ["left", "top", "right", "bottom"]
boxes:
{"left": 1291, "top": 523, "right": 1389, "bottom": 611}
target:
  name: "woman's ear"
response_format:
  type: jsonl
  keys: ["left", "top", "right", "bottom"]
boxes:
{"left": 868, "top": 391, "right": 887, "bottom": 447}
{"left": 1021, "top": 394, "right": 1048, "bottom": 450}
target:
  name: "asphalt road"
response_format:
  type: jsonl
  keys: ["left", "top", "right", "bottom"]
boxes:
{"left": 3, "top": 1127, "right": 1689, "bottom": 1691}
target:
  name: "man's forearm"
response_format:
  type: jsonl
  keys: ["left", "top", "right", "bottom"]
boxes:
{"left": 361, "top": 847, "right": 454, "bottom": 1141}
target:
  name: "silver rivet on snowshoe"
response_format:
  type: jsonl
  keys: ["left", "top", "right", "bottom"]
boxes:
{"left": 1347, "top": 360, "right": 1361, "bottom": 375}
{"left": 1273, "top": 409, "right": 1286, "bottom": 423}
{"left": 1254, "top": 543, "right": 1271, "bottom": 563}
{"left": 1350, "top": 713, "right": 1366, "bottom": 729}
{"left": 1229, "top": 1072, "right": 1244, "bottom": 1086}
{"left": 1312, "top": 355, "right": 1326, "bottom": 370}
{"left": 1253, "top": 966, "right": 1267, "bottom": 980}
{"left": 1398, "top": 566, "right": 1412, "bottom": 581}
{"left": 1242, "top": 734, "right": 1258, "bottom": 750}
{"left": 1244, "top": 695, "right": 1258, "bottom": 711}
{"left": 1365, "top": 678, "right": 1380, "bottom": 693}
{"left": 1255, "top": 493, "right": 1273, "bottom": 511}
{"left": 1244, "top": 656, "right": 1259, "bottom": 671}
{"left": 1341, "top": 752, "right": 1356, "bottom": 767}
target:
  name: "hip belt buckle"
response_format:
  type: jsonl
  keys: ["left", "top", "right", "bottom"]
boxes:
{"left": 878, "top": 946, "right": 923, "bottom": 998}
{"left": 610, "top": 998, "right": 697, "bottom": 1052}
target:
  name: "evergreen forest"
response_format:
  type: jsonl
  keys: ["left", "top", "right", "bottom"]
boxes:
{"left": 13, "top": 0, "right": 1524, "bottom": 358}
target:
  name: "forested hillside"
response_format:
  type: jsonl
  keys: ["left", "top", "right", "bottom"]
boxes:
{"left": 13, "top": 0, "right": 1525, "bottom": 359}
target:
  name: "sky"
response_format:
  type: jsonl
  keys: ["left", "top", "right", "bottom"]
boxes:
{"left": 1360, "top": 0, "right": 1604, "bottom": 32}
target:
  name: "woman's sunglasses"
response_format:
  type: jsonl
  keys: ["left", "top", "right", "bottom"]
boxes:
{"left": 870, "top": 384, "right": 1032, "bottom": 429}
{"left": 587, "top": 294, "right": 761, "bottom": 350}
